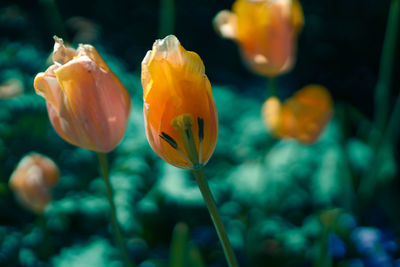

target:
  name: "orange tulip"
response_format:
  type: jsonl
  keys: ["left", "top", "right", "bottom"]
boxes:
{"left": 141, "top": 35, "right": 218, "bottom": 170}
{"left": 9, "top": 153, "right": 59, "bottom": 213}
{"left": 34, "top": 37, "right": 131, "bottom": 153}
{"left": 262, "top": 85, "right": 333, "bottom": 143}
{"left": 214, "top": 0, "right": 304, "bottom": 77}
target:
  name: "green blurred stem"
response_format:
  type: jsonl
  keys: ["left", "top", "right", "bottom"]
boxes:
{"left": 159, "top": 0, "right": 175, "bottom": 37}
{"left": 360, "top": 0, "right": 400, "bottom": 200}
{"left": 39, "top": 0, "right": 69, "bottom": 41}
{"left": 385, "top": 92, "right": 400, "bottom": 146}
{"left": 192, "top": 168, "right": 239, "bottom": 267}
{"left": 373, "top": 0, "right": 400, "bottom": 132}
{"left": 169, "top": 222, "right": 189, "bottom": 267}
{"left": 98, "top": 153, "right": 135, "bottom": 267}
{"left": 315, "top": 228, "right": 332, "bottom": 267}
{"left": 267, "top": 77, "right": 277, "bottom": 98}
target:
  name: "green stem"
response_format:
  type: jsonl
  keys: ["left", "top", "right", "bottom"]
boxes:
{"left": 98, "top": 153, "right": 135, "bottom": 267}
{"left": 314, "top": 228, "right": 332, "bottom": 267}
{"left": 267, "top": 77, "right": 277, "bottom": 98}
{"left": 39, "top": 0, "right": 69, "bottom": 41}
{"left": 192, "top": 168, "right": 239, "bottom": 267}
{"left": 385, "top": 92, "right": 400, "bottom": 147}
{"left": 373, "top": 0, "right": 400, "bottom": 132}
{"left": 360, "top": 0, "right": 400, "bottom": 200}
{"left": 159, "top": 0, "right": 175, "bottom": 37}
{"left": 172, "top": 115, "right": 238, "bottom": 266}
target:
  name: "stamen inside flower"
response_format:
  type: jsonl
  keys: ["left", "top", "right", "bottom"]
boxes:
{"left": 170, "top": 114, "right": 202, "bottom": 168}
{"left": 197, "top": 117, "right": 204, "bottom": 142}
{"left": 160, "top": 132, "right": 178, "bottom": 149}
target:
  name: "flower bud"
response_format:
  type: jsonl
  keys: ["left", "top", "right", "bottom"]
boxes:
{"left": 262, "top": 85, "right": 333, "bottom": 143}
{"left": 34, "top": 37, "right": 131, "bottom": 152}
{"left": 141, "top": 35, "right": 218, "bottom": 170}
{"left": 9, "top": 153, "right": 59, "bottom": 213}
{"left": 214, "top": 0, "right": 304, "bottom": 77}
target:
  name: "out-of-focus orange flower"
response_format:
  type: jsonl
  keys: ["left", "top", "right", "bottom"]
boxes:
{"left": 9, "top": 153, "right": 59, "bottom": 213}
{"left": 34, "top": 37, "right": 131, "bottom": 153}
{"left": 262, "top": 85, "right": 333, "bottom": 143}
{"left": 0, "top": 79, "right": 24, "bottom": 98}
{"left": 214, "top": 0, "right": 304, "bottom": 77}
{"left": 141, "top": 35, "right": 218, "bottom": 170}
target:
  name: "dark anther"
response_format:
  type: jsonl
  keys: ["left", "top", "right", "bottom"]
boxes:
{"left": 198, "top": 117, "right": 204, "bottom": 141}
{"left": 160, "top": 132, "right": 178, "bottom": 149}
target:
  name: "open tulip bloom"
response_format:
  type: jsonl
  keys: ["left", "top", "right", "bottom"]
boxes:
{"left": 214, "top": 0, "right": 304, "bottom": 78}
{"left": 262, "top": 85, "right": 333, "bottom": 144}
{"left": 34, "top": 37, "right": 134, "bottom": 267}
{"left": 141, "top": 35, "right": 238, "bottom": 267}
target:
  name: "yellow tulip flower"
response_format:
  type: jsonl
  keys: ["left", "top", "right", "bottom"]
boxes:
{"left": 141, "top": 35, "right": 218, "bottom": 170}
{"left": 214, "top": 0, "right": 304, "bottom": 77}
{"left": 263, "top": 85, "right": 333, "bottom": 143}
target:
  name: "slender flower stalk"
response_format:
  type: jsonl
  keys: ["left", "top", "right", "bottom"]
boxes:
{"left": 192, "top": 168, "right": 239, "bottom": 267}
{"left": 98, "top": 153, "right": 135, "bottom": 267}
{"left": 373, "top": 0, "right": 400, "bottom": 133}
{"left": 360, "top": 0, "right": 400, "bottom": 199}
{"left": 159, "top": 0, "right": 175, "bottom": 37}
{"left": 267, "top": 77, "right": 277, "bottom": 98}
{"left": 171, "top": 116, "right": 238, "bottom": 267}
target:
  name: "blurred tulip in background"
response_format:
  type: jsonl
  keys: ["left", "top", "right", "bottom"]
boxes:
{"left": 214, "top": 0, "right": 304, "bottom": 77}
{"left": 9, "top": 153, "right": 59, "bottom": 213}
{"left": 262, "top": 85, "right": 333, "bottom": 143}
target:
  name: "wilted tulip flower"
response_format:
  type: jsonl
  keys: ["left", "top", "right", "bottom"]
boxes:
{"left": 214, "top": 0, "right": 304, "bottom": 77}
{"left": 34, "top": 37, "right": 131, "bottom": 153}
{"left": 262, "top": 85, "right": 333, "bottom": 143}
{"left": 141, "top": 35, "right": 218, "bottom": 170}
{"left": 9, "top": 153, "right": 59, "bottom": 213}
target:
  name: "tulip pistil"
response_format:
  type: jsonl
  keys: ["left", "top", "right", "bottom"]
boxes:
{"left": 169, "top": 114, "right": 204, "bottom": 169}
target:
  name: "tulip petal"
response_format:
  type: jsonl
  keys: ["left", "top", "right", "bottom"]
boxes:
{"left": 52, "top": 36, "right": 77, "bottom": 65}
{"left": 213, "top": 10, "right": 238, "bottom": 40}
{"left": 262, "top": 96, "right": 282, "bottom": 134}
{"left": 77, "top": 44, "right": 111, "bottom": 73}
{"left": 287, "top": 85, "right": 333, "bottom": 143}
{"left": 34, "top": 65, "right": 63, "bottom": 110}
{"left": 263, "top": 85, "right": 333, "bottom": 144}
{"left": 54, "top": 56, "right": 130, "bottom": 152}
{"left": 291, "top": 0, "right": 304, "bottom": 34}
